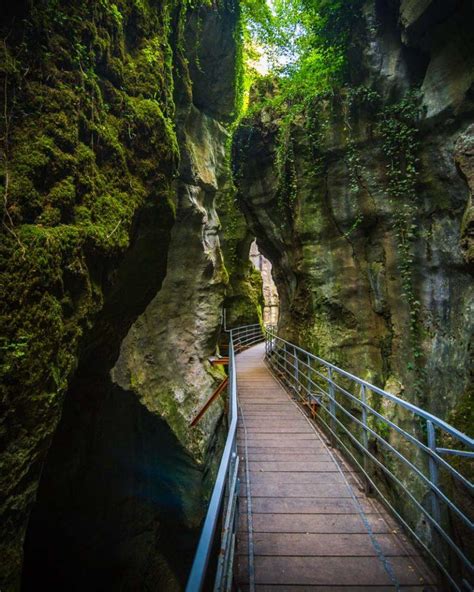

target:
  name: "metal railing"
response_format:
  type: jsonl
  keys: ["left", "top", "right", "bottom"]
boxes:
{"left": 186, "top": 324, "right": 263, "bottom": 592}
{"left": 265, "top": 330, "right": 474, "bottom": 591}
{"left": 232, "top": 323, "right": 265, "bottom": 352}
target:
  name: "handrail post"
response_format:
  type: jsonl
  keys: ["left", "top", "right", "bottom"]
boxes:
{"left": 328, "top": 367, "right": 336, "bottom": 436}
{"left": 293, "top": 345, "right": 299, "bottom": 391}
{"left": 306, "top": 353, "right": 311, "bottom": 404}
{"left": 361, "top": 385, "right": 370, "bottom": 493}
{"left": 228, "top": 330, "right": 233, "bottom": 423}
{"left": 427, "top": 420, "right": 441, "bottom": 524}
{"left": 427, "top": 419, "right": 442, "bottom": 565}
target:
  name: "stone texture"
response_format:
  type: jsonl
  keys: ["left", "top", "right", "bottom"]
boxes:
{"left": 111, "top": 3, "right": 240, "bottom": 459}
{"left": 250, "top": 241, "right": 279, "bottom": 324}
{"left": 234, "top": 0, "right": 474, "bottom": 428}
{"left": 111, "top": 111, "right": 231, "bottom": 459}
{"left": 454, "top": 124, "right": 474, "bottom": 264}
{"left": 361, "top": 0, "right": 474, "bottom": 117}
{"left": 0, "top": 3, "right": 179, "bottom": 587}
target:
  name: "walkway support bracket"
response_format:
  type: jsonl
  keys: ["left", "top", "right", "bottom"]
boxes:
{"left": 189, "top": 378, "right": 229, "bottom": 428}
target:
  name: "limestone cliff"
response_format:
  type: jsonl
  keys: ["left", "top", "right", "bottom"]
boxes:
{"left": 111, "top": 3, "right": 240, "bottom": 461}
{"left": 234, "top": 0, "right": 473, "bottom": 424}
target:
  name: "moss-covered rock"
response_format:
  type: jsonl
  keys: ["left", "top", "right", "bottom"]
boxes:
{"left": 0, "top": 0, "right": 257, "bottom": 587}
{"left": 217, "top": 188, "right": 264, "bottom": 327}
{"left": 0, "top": 1, "right": 182, "bottom": 588}
{"left": 454, "top": 124, "right": 474, "bottom": 265}
{"left": 233, "top": 0, "right": 474, "bottom": 427}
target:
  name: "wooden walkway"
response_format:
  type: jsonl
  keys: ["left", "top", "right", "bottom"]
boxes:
{"left": 235, "top": 343, "right": 437, "bottom": 591}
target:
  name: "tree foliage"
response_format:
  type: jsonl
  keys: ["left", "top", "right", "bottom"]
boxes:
{"left": 240, "top": 0, "right": 364, "bottom": 110}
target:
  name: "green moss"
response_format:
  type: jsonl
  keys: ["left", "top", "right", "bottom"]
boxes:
{"left": 446, "top": 387, "right": 474, "bottom": 452}
{"left": 0, "top": 0, "right": 184, "bottom": 513}
{"left": 0, "top": 0, "right": 234, "bottom": 398}
{"left": 217, "top": 186, "right": 264, "bottom": 326}
{"left": 1, "top": 0, "right": 244, "bottom": 587}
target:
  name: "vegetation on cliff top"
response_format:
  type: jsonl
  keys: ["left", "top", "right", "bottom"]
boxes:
{"left": 241, "top": 0, "right": 364, "bottom": 112}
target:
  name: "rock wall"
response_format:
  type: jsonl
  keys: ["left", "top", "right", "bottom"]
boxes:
{"left": 234, "top": 0, "right": 473, "bottom": 424}
{"left": 0, "top": 1, "right": 247, "bottom": 589}
{"left": 218, "top": 196, "right": 265, "bottom": 328}
{"left": 111, "top": 2, "right": 240, "bottom": 461}
{"left": 250, "top": 241, "right": 279, "bottom": 325}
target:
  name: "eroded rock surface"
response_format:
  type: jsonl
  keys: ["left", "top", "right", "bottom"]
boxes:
{"left": 111, "top": 113, "right": 231, "bottom": 459}
{"left": 454, "top": 124, "right": 474, "bottom": 264}
{"left": 111, "top": 4, "right": 240, "bottom": 459}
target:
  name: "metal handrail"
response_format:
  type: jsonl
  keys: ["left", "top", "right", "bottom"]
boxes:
{"left": 265, "top": 330, "right": 474, "bottom": 592}
{"left": 186, "top": 324, "right": 263, "bottom": 592}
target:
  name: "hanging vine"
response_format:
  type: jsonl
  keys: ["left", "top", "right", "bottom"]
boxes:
{"left": 275, "top": 118, "right": 298, "bottom": 227}
{"left": 379, "top": 91, "right": 425, "bottom": 396}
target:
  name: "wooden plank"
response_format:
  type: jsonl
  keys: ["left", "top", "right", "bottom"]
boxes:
{"left": 239, "top": 513, "right": 391, "bottom": 534}
{"left": 243, "top": 419, "right": 310, "bottom": 426}
{"left": 239, "top": 412, "right": 296, "bottom": 417}
{"left": 242, "top": 444, "right": 327, "bottom": 452}
{"left": 244, "top": 419, "right": 312, "bottom": 426}
{"left": 244, "top": 428, "right": 316, "bottom": 434}
{"left": 246, "top": 453, "right": 333, "bottom": 462}
{"left": 238, "top": 404, "right": 295, "bottom": 410}
{"left": 240, "top": 586, "right": 432, "bottom": 592}
{"left": 239, "top": 483, "right": 353, "bottom": 498}
{"left": 238, "top": 433, "right": 317, "bottom": 441}
{"left": 209, "top": 356, "right": 229, "bottom": 365}
{"left": 241, "top": 497, "right": 365, "bottom": 514}
{"left": 241, "top": 403, "right": 296, "bottom": 407}
{"left": 241, "top": 556, "right": 429, "bottom": 586}
{"left": 237, "top": 532, "right": 413, "bottom": 557}
{"left": 245, "top": 424, "right": 315, "bottom": 432}
{"left": 238, "top": 394, "right": 286, "bottom": 398}
{"left": 238, "top": 556, "right": 390, "bottom": 585}
{"left": 248, "top": 471, "right": 345, "bottom": 485}
{"left": 249, "top": 461, "right": 338, "bottom": 472}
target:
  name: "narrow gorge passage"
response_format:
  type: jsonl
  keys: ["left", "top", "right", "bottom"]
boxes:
{"left": 1, "top": 0, "right": 473, "bottom": 590}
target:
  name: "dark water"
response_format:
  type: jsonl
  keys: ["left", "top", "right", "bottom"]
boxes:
{"left": 22, "top": 385, "right": 204, "bottom": 591}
